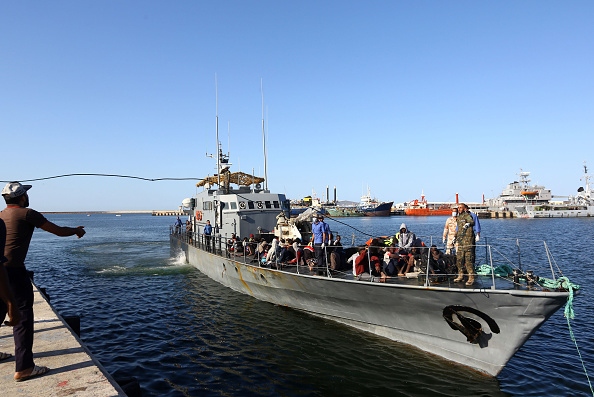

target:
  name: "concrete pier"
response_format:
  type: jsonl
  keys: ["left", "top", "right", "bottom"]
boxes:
{"left": 152, "top": 210, "right": 184, "bottom": 216}
{"left": 0, "top": 286, "right": 125, "bottom": 396}
{"left": 477, "top": 210, "right": 515, "bottom": 219}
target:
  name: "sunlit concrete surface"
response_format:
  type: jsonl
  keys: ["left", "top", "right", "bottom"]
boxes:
{"left": 0, "top": 286, "right": 125, "bottom": 396}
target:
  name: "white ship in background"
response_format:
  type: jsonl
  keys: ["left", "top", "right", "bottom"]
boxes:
{"left": 524, "top": 162, "right": 594, "bottom": 218}
{"left": 487, "top": 170, "right": 552, "bottom": 214}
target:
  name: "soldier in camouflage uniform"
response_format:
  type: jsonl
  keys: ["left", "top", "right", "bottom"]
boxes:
{"left": 454, "top": 203, "right": 476, "bottom": 285}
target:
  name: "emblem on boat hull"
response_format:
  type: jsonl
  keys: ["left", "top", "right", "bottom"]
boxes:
{"left": 443, "top": 305, "right": 500, "bottom": 345}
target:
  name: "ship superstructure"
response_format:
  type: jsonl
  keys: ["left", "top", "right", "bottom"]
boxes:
{"left": 487, "top": 170, "right": 552, "bottom": 214}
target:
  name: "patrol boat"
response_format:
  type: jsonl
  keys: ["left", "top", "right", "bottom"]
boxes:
{"left": 170, "top": 142, "right": 576, "bottom": 377}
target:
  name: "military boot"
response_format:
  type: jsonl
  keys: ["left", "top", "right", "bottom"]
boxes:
{"left": 465, "top": 275, "right": 475, "bottom": 286}
{"left": 453, "top": 272, "right": 464, "bottom": 282}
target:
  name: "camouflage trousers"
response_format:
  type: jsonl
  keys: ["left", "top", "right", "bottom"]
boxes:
{"left": 456, "top": 243, "right": 475, "bottom": 274}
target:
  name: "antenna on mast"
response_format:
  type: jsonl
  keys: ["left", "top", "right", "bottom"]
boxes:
{"left": 261, "top": 78, "right": 268, "bottom": 190}
{"left": 216, "top": 73, "right": 220, "bottom": 188}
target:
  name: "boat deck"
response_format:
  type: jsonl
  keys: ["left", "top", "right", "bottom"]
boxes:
{"left": 172, "top": 230, "right": 568, "bottom": 293}
{"left": 222, "top": 256, "right": 535, "bottom": 291}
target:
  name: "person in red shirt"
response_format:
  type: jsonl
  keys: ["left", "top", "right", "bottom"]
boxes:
{"left": 354, "top": 247, "right": 370, "bottom": 276}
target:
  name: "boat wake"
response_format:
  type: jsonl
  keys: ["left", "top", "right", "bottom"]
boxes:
{"left": 76, "top": 241, "right": 192, "bottom": 276}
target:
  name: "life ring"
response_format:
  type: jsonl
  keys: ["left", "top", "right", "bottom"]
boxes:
{"left": 195, "top": 210, "right": 202, "bottom": 221}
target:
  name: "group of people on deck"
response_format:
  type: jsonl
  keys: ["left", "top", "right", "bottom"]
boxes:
{"left": 346, "top": 202, "right": 481, "bottom": 286}
{"left": 221, "top": 213, "right": 346, "bottom": 271}
{"left": 193, "top": 203, "right": 481, "bottom": 285}
{"left": 225, "top": 233, "right": 259, "bottom": 258}
{"left": 348, "top": 223, "right": 449, "bottom": 283}
{"left": 225, "top": 233, "right": 311, "bottom": 268}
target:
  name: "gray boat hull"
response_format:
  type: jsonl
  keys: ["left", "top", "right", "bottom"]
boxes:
{"left": 171, "top": 236, "right": 568, "bottom": 376}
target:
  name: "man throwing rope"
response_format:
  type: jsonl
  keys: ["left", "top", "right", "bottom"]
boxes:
{"left": 0, "top": 182, "right": 85, "bottom": 382}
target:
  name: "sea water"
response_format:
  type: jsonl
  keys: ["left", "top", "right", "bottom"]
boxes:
{"left": 23, "top": 214, "right": 594, "bottom": 396}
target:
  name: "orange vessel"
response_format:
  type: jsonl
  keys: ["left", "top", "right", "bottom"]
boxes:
{"left": 404, "top": 193, "right": 454, "bottom": 216}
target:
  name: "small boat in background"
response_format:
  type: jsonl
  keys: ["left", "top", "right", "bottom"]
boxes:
{"left": 325, "top": 205, "right": 366, "bottom": 217}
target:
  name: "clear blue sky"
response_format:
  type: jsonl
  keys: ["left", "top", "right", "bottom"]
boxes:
{"left": 1, "top": 1, "right": 592, "bottom": 211}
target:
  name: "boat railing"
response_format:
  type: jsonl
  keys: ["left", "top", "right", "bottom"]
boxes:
{"left": 171, "top": 228, "right": 566, "bottom": 291}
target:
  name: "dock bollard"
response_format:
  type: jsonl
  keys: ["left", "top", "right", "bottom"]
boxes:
{"left": 62, "top": 314, "right": 81, "bottom": 337}
{"left": 39, "top": 287, "right": 50, "bottom": 302}
{"left": 113, "top": 376, "right": 141, "bottom": 397}
{"left": 27, "top": 270, "right": 51, "bottom": 302}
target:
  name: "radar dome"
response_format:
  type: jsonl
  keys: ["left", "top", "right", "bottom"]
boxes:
{"left": 181, "top": 198, "right": 193, "bottom": 208}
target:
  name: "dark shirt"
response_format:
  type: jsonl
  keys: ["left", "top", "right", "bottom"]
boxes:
{"left": 0, "top": 219, "right": 6, "bottom": 264}
{"left": 429, "top": 254, "right": 446, "bottom": 273}
{"left": 0, "top": 207, "right": 47, "bottom": 268}
{"left": 204, "top": 224, "right": 212, "bottom": 235}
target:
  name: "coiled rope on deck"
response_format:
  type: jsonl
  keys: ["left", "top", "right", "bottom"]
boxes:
{"left": 475, "top": 263, "right": 514, "bottom": 276}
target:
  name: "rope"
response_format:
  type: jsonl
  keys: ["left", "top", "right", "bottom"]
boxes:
{"left": 475, "top": 263, "right": 514, "bottom": 276}
{"left": 536, "top": 276, "right": 580, "bottom": 294}
{"left": 311, "top": 209, "right": 376, "bottom": 238}
{"left": 552, "top": 277, "right": 593, "bottom": 395}
{"left": 0, "top": 173, "right": 203, "bottom": 183}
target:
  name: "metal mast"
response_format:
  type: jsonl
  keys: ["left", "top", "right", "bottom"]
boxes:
{"left": 261, "top": 78, "right": 268, "bottom": 190}
{"left": 216, "top": 74, "right": 220, "bottom": 188}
